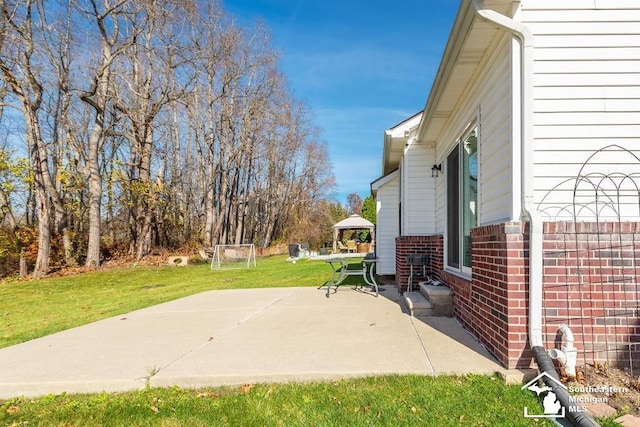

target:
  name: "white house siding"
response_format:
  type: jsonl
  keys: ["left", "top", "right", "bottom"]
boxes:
{"left": 434, "top": 36, "right": 514, "bottom": 234}
{"left": 402, "top": 140, "right": 436, "bottom": 235}
{"left": 474, "top": 40, "right": 514, "bottom": 225}
{"left": 521, "top": 0, "right": 640, "bottom": 220}
{"left": 374, "top": 173, "right": 400, "bottom": 275}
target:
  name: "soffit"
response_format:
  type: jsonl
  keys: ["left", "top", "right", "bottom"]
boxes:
{"left": 417, "top": 0, "right": 515, "bottom": 143}
{"left": 382, "top": 112, "right": 422, "bottom": 175}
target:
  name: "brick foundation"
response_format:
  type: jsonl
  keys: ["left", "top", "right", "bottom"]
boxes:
{"left": 541, "top": 221, "right": 640, "bottom": 369}
{"left": 395, "top": 222, "right": 640, "bottom": 370}
{"left": 467, "top": 222, "right": 532, "bottom": 369}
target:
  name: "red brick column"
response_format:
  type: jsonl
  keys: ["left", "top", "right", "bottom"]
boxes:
{"left": 467, "top": 222, "right": 531, "bottom": 369}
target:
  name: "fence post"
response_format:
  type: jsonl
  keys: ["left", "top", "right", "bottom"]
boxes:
{"left": 19, "top": 247, "right": 27, "bottom": 277}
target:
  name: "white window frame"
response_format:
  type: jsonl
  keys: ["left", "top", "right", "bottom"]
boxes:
{"left": 445, "top": 124, "right": 479, "bottom": 277}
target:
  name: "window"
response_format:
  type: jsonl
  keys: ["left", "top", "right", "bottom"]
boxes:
{"left": 446, "top": 127, "right": 478, "bottom": 273}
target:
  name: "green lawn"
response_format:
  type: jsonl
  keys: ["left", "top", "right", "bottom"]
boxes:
{"left": 0, "top": 256, "right": 561, "bottom": 425}
{"left": 0, "top": 375, "right": 552, "bottom": 426}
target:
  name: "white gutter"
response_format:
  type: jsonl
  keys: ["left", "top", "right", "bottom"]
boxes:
{"left": 470, "top": 0, "right": 543, "bottom": 348}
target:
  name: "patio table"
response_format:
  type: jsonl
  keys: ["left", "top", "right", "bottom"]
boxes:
{"left": 321, "top": 255, "right": 379, "bottom": 298}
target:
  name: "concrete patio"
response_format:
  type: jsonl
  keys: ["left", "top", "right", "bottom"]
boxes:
{"left": 0, "top": 285, "right": 503, "bottom": 399}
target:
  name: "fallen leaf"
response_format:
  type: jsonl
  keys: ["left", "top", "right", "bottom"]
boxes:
{"left": 150, "top": 405, "right": 159, "bottom": 413}
{"left": 410, "top": 406, "right": 417, "bottom": 413}
{"left": 208, "top": 337, "right": 214, "bottom": 341}
{"left": 241, "top": 384, "right": 254, "bottom": 394}
{"left": 6, "top": 405, "right": 19, "bottom": 414}
{"left": 369, "top": 323, "right": 376, "bottom": 327}
{"left": 120, "top": 317, "right": 127, "bottom": 320}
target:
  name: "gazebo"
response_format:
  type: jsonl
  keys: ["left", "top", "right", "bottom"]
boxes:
{"left": 332, "top": 214, "right": 375, "bottom": 253}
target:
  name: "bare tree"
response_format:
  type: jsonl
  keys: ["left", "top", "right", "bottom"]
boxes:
{"left": 113, "top": 0, "right": 195, "bottom": 259}
{"left": 39, "top": 0, "right": 79, "bottom": 266}
{"left": 346, "top": 193, "right": 363, "bottom": 215}
{"left": 0, "top": 0, "right": 72, "bottom": 276}
{"left": 0, "top": 0, "right": 336, "bottom": 275}
{"left": 75, "top": 0, "right": 131, "bottom": 267}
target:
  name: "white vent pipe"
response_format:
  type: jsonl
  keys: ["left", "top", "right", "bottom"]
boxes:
{"left": 549, "top": 324, "right": 578, "bottom": 378}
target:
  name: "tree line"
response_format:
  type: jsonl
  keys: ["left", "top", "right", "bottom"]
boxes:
{"left": 0, "top": 0, "right": 336, "bottom": 277}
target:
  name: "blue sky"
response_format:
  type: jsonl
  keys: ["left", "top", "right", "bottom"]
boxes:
{"left": 223, "top": 0, "right": 461, "bottom": 203}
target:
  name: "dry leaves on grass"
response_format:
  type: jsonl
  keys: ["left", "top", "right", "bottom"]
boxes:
{"left": 240, "top": 384, "right": 254, "bottom": 394}
{"left": 5, "top": 404, "right": 20, "bottom": 415}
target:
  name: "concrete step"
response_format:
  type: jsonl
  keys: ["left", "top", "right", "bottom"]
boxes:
{"left": 420, "top": 283, "right": 453, "bottom": 298}
{"left": 403, "top": 291, "right": 435, "bottom": 317}
{"left": 419, "top": 283, "right": 453, "bottom": 317}
{"left": 404, "top": 289, "right": 453, "bottom": 317}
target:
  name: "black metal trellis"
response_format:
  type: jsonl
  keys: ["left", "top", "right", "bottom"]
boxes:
{"left": 538, "top": 145, "right": 640, "bottom": 377}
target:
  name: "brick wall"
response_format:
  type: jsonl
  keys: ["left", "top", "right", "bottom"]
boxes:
{"left": 465, "top": 221, "right": 640, "bottom": 369}
{"left": 394, "top": 222, "right": 640, "bottom": 370}
{"left": 467, "top": 222, "right": 532, "bottom": 369}
{"left": 395, "top": 228, "right": 531, "bottom": 369}
{"left": 394, "top": 235, "right": 442, "bottom": 292}
{"left": 541, "top": 221, "right": 640, "bottom": 369}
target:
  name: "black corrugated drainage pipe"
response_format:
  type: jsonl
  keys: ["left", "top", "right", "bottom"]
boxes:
{"left": 532, "top": 347, "right": 601, "bottom": 427}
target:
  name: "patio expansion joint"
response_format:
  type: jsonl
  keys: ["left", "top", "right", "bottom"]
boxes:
{"left": 408, "top": 316, "right": 435, "bottom": 373}
{"left": 150, "top": 289, "right": 296, "bottom": 377}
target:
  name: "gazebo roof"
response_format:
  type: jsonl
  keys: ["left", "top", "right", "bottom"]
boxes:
{"left": 333, "top": 214, "right": 374, "bottom": 230}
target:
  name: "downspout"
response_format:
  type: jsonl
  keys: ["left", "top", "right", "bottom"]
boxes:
{"left": 470, "top": 2, "right": 598, "bottom": 425}
{"left": 470, "top": 0, "right": 541, "bottom": 352}
{"left": 471, "top": 0, "right": 541, "bottom": 347}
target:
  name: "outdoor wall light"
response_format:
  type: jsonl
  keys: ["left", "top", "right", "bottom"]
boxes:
{"left": 431, "top": 163, "right": 442, "bottom": 178}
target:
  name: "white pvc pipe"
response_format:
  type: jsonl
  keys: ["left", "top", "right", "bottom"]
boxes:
{"left": 549, "top": 348, "right": 567, "bottom": 365}
{"left": 555, "top": 324, "right": 577, "bottom": 378}
{"left": 549, "top": 323, "right": 578, "bottom": 378}
{"left": 558, "top": 324, "right": 575, "bottom": 348}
